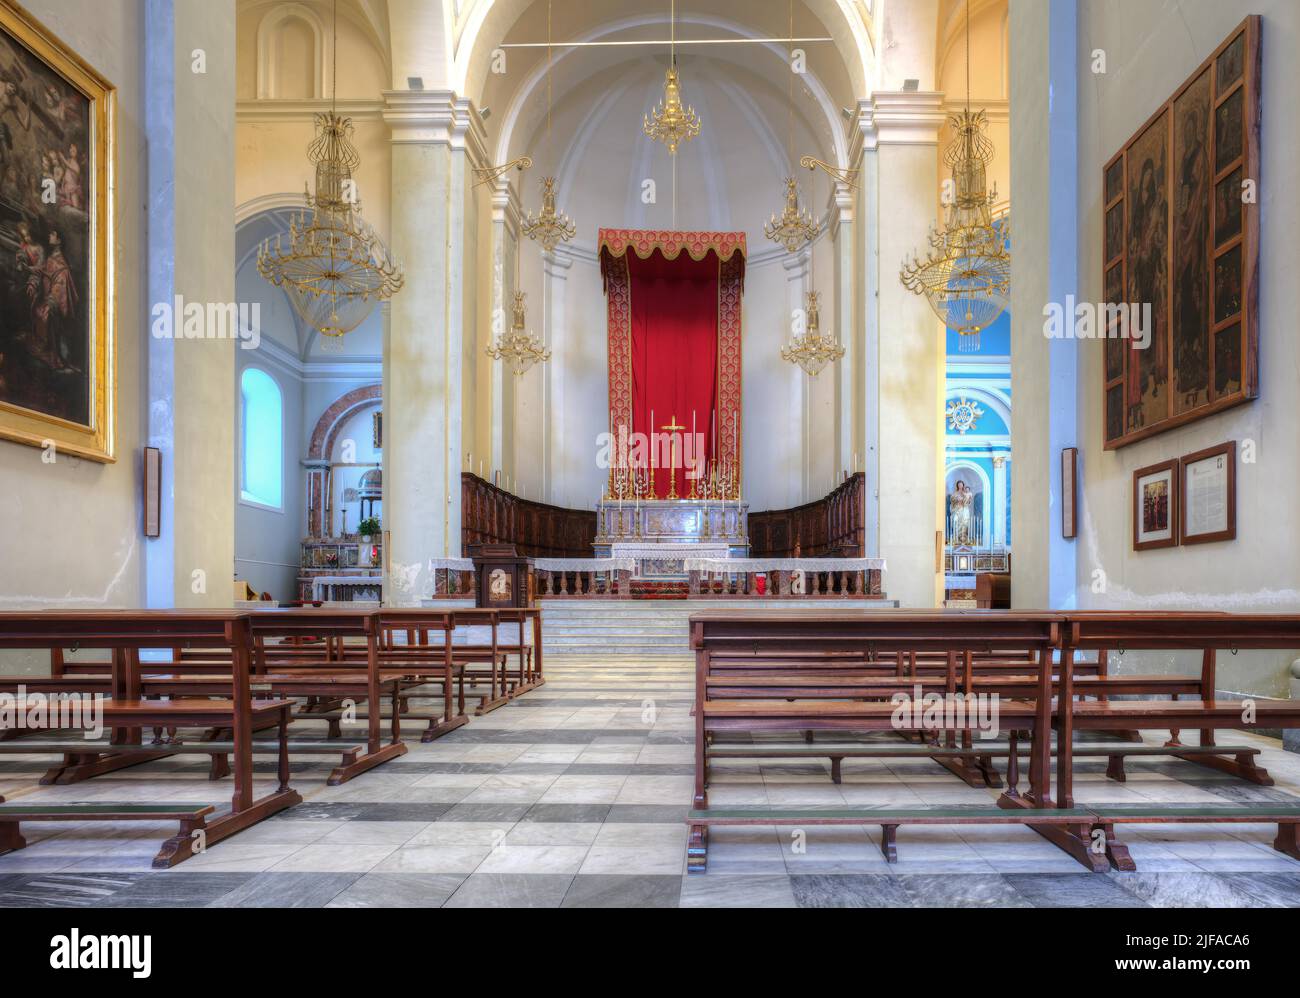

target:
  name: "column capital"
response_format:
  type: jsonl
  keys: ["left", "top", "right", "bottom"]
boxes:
{"left": 542, "top": 248, "right": 574, "bottom": 279}
{"left": 382, "top": 89, "right": 488, "bottom": 167}
{"left": 492, "top": 177, "right": 523, "bottom": 237}
{"left": 854, "top": 91, "right": 946, "bottom": 151}
{"left": 824, "top": 182, "right": 855, "bottom": 239}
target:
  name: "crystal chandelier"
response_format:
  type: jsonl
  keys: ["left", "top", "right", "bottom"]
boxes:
{"left": 643, "top": 0, "right": 701, "bottom": 155}
{"left": 521, "top": 177, "right": 576, "bottom": 252}
{"left": 256, "top": 0, "right": 402, "bottom": 338}
{"left": 781, "top": 290, "right": 844, "bottom": 376}
{"left": 765, "top": 177, "right": 818, "bottom": 253}
{"left": 486, "top": 291, "right": 551, "bottom": 376}
{"left": 899, "top": 4, "right": 1009, "bottom": 352}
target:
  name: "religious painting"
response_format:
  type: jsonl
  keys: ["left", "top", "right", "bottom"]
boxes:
{"left": 1214, "top": 87, "right": 1243, "bottom": 172}
{"left": 1102, "top": 17, "right": 1259, "bottom": 450}
{"left": 1170, "top": 69, "right": 1211, "bottom": 415}
{"left": 1133, "top": 458, "right": 1178, "bottom": 551}
{"left": 1061, "top": 447, "right": 1078, "bottom": 540}
{"left": 1124, "top": 111, "right": 1168, "bottom": 433}
{"left": 1104, "top": 263, "right": 1124, "bottom": 381}
{"left": 0, "top": 2, "right": 115, "bottom": 461}
{"left": 1179, "top": 440, "right": 1236, "bottom": 545}
{"left": 1214, "top": 321, "right": 1241, "bottom": 396}
{"left": 1214, "top": 166, "right": 1242, "bottom": 246}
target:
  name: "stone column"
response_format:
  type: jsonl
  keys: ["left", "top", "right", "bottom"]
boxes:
{"left": 859, "top": 91, "right": 947, "bottom": 608}
{"left": 542, "top": 249, "right": 572, "bottom": 504}
{"left": 145, "top": 0, "right": 236, "bottom": 608}
{"left": 783, "top": 251, "right": 812, "bottom": 501}
{"left": 992, "top": 454, "right": 1008, "bottom": 548}
{"left": 1009, "top": 0, "right": 1078, "bottom": 608}
{"left": 828, "top": 183, "right": 857, "bottom": 481}
{"left": 382, "top": 90, "right": 485, "bottom": 603}
{"left": 489, "top": 179, "right": 521, "bottom": 482}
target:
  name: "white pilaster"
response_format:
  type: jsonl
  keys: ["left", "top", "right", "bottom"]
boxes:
{"left": 828, "top": 182, "right": 856, "bottom": 480}
{"left": 860, "top": 90, "right": 947, "bottom": 607}
{"left": 543, "top": 250, "right": 572, "bottom": 504}
{"left": 382, "top": 90, "right": 486, "bottom": 602}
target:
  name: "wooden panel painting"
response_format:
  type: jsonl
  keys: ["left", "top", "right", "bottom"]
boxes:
{"left": 1102, "top": 16, "right": 1259, "bottom": 450}
{"left": 0, "top": 1, "right": 115, "bottom": 461}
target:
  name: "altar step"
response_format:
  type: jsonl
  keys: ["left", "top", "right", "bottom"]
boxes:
{"left": 537, "top": 598, "right": 890, "bottom": 656}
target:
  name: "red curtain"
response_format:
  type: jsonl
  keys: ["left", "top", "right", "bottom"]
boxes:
{"left": 629, "top": 249, "right": 717, "bottom": 497}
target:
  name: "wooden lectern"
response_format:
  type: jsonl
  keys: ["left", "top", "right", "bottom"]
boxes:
{"left": 468, "top": 543, "right": 532, "bottom": 608}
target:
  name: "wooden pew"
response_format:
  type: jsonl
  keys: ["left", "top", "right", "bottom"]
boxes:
{"left": 1023, "top": 612, "right": 1300, "bottom": 871}
{"left": 686, "top": 610, "right": 1098, "bottom": 870}
{"left": 0, "top": 610, "right": 300, "bottom": 867}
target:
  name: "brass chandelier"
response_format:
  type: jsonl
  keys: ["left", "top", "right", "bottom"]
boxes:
{"left": 781, "top": 290, "right": 843, "bottom": 376}
{"left": 765, "top": 4, "right": 817, "bottom": 254}
{"left": 487, "top": 290, "right": 551, "bottom": 377}
{"left": 522, "top": 1, "right": 576, "bottom": 252}
{"left": 521, "top": 177, "right": 576, "bottom": 251}
{"left": 257, "top": 0, "right": 402, "bottom": 338}
{"left": 764, "top": 177, "right": 818, "bottom": 253}
{"left": 643, "top": 0, "right": 701, "bottom": 154}
{"left": 899, "top": 4, "right": 1009, "bottom": 352}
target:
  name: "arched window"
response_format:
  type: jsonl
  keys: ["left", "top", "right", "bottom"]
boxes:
{"left": 240, "top": 367, "right": 283, "bottom": 510}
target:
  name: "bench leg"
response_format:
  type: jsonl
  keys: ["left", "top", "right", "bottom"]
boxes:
{"left": 1173, "top": 750, "right": 1273, "bottom": 786}
{"left": 687, "top": 824, "right": 708, "bottom": 873}
{"left": 0, "top": 821, "right": 26, "bottom": 854}
{"left": 830, "top": 757, "right": 842, "bottom": 784}
{"left": 1273, "top": 823, "right": 1300, "bottom": 861}
{"left": 879, "top": 824, "right": 899, "bottom": 863}
{"left": 153, "top": 816, "right": 207, "bottom": 869}
{"left": 209, "top": 753, "right": 231, "bottom": 781}
{"left": 1095, "top": 821, "right": 1137, "bottom": 872}
{"left": 1106, "top": 754, "right": 1126, "bottom": 782}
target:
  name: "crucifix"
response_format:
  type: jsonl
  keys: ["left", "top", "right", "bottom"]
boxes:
{"left": 661, "top": 414, "right": 686, "bottom": 500}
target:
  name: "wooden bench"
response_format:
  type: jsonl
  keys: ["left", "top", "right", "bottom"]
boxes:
{"left": 1087, "top": 804, "right": 1300, "bottom": 870}
{"left": 0, "top": 610, "right": 302, "bottom": 866}
{"left": 0, "top": 801, "right": 217, "bottom": 869}
{"left": 705, "top": 738, "right": 1264, "bottom": 785}
{"left": 685, "top": 806, "right": 1102, "bottom": 872}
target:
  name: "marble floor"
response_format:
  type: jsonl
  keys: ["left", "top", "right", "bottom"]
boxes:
{"left": 1, "top": 656, "right": 1299, "bottom": 907}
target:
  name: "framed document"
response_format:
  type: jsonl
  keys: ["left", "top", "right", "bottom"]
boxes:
{"left": 1180, "top": 440, "right": 1236, "bottom": 544}
{"left": 143, "top": 446, "right": 162, "bottom": 538}
{"left": 1133, "top": 458, "right": 1178, "bottom": 550}
{"left": 1061, "top": 447, "right": 1078, "bottom": 539}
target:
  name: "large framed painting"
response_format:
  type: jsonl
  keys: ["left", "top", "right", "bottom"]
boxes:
{"left": 1102, "top": 16, "right": 1259, "bottom": 450}
{"left": 0, "top": 1, "right": 115, "bottom": 461}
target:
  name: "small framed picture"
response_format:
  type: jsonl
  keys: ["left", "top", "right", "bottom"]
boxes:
{"left": 1133, "top": 458, "right": 1178, "bottom": 550}
{"left": 1180, "top": 440, "right": 1236, "bottom": 544}
{"left": 1061, "top": 447, "right": 1078, "bottom": 539}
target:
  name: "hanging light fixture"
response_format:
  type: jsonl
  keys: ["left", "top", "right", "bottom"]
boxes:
{"left": 487, "top": 290, "right": 551, "bottom": 377}
{"left": 764, "top": 2, "right": 817, "bottom": 254}
{"left": 899, "top": 2, "right": 1010, "bottom": 352}
{"left": 764, "top": 176, "right": 818, "bottom": 253}
{"left": 643, "top": 0, "right": 701, "bottom": 154}
{"left": 781, "top": 289, "right": 843, "bottom": 376}
{"left": 257, "top": 0, "right": 403, "bottom": 338}
{"left": 522, "top": 1, "right": 576, "bottom": 252}
{"left": 521, "top": 176, "right": 576, "bottom": 251}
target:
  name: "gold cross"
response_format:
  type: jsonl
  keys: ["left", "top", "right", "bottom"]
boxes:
{"left": 660, "top": 415, "right": 686, "bottom": 499}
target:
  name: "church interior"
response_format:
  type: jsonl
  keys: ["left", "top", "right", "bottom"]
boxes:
{"left": 1, "top": 0, "right": 1299, "bottom": 924}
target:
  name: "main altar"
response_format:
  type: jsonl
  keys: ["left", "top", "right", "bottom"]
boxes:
{"left": 596, "top": 228, "right": 748, "bottom": 579}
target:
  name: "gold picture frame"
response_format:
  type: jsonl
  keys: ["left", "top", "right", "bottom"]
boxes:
{"left": 0, "top": 0, "right": 116, "bottom": 462}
